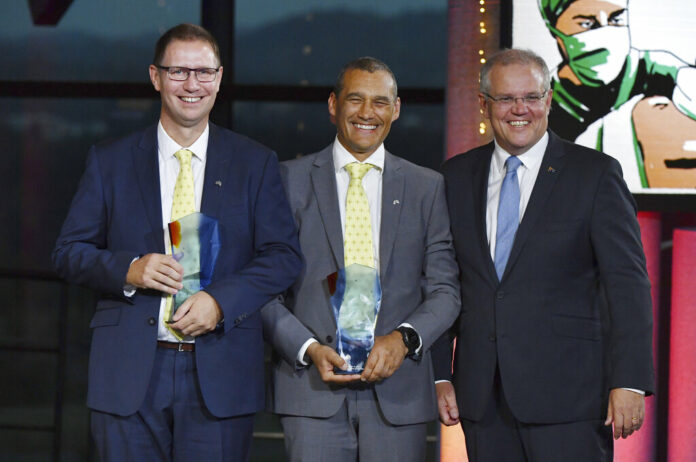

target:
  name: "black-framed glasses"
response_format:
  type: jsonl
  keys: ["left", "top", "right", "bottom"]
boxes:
{"left": 156, "top": 65, "right": 220, "bottom": 82}
{"left": 483, "top": 90, "right": 548, "bottom": 107}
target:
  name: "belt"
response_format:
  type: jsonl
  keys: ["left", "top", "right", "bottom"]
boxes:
{"left": 157, "top": 341, "right": 195, "bottom": 352}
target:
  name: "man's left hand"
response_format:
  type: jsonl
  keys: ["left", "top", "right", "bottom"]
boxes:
{"left": 360, "top": 330, "right": 408, "bottom": 383}
{"left": 168, "top": 291, "right": 223, "bottom": 337}
{"left": 605, "top": 388, "right": 645, "bottom": 439}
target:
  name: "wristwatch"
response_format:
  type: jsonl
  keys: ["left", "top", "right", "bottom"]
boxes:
{"left": 396, "top": 326, "right": 419, "bottom": 357}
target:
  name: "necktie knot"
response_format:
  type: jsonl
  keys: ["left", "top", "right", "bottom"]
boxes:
{"left": 345, "top": 162, "right": 374, "bottom": 182}
{"left": 174, "top": 149, "right": 193, "bottom": 166}
{"left": 505, "top": 156, "right": 522, "bottom": 175}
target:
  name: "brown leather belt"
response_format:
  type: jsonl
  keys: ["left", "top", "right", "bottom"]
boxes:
{"left": 157, "top": 341, "right": 195, "bottom": 352}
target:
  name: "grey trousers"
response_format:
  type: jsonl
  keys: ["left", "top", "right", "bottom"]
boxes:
{"left": 280, "top": 386, "right": 428, "bottom": 462}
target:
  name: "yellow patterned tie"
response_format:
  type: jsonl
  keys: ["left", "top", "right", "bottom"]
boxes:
{"left": 164, "top": 149, "right": 196, "bottom": 338}
{"left": 171, "top": 149, "right": 196, "bottom": 221}
{"left": 344, "top": 162, "right": 375, "bottom": 268}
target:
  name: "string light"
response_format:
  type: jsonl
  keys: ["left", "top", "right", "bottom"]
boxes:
{"left": 479, "top": 0, "right": 487, "bottom": 135}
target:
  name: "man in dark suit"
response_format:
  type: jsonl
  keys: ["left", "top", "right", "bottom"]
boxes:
{"left": 52, "top": 24, "right": 302, "bottom": 461}
{"left": 433, "top": 48, "right": 654, "bottom": 461}
{"left": 260, "top": 57, "right": 460, "bottom": 461}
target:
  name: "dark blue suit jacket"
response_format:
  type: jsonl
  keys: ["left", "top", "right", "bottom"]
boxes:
{"left": 433, "top": 131, "right": 654, "bottom": 424}
{"left": 53, "top": 123, "right": 302, "bottom": 417}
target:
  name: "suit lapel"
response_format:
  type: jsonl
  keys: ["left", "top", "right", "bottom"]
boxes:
{"left": 133, "top": 125, "right": 164, "bottom": 252}
{"left": 310, "top": 148, "right": 344, "bottom": 267}
{"left": 472, "top": 144, "right": 499, "bottom": 283}
{"left": 379, "top": 152, "right": 404, "bottom": 276}
{"left": 504, "top": 132, "right": 567, "bottom": 278}
{"left": 200, "top": 124, "right": 229, "bottom": 218}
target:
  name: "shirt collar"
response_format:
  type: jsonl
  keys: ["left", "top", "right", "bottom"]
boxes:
{"left": 332, "top": 137, "right": 385, "bottom": 174}
{"left": 157, "top": 121, "right": 209, "bottom": 163}
{"left": 491, "top": 131, "right": 548, "bottom": 175}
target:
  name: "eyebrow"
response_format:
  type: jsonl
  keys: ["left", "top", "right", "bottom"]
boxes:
{"left": 608, "top": 8, "right": 627, "bottom": 20}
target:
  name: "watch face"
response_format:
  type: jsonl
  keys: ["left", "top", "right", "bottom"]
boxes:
{"left": 399, "top": 327, "right": 418, "bottom": 353}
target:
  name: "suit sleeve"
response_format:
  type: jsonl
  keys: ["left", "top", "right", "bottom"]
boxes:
{"left": 590, "top": 158, "right": 655, "bottom": 394}
{"left": 400, "top": 174, "right": 461, "bottom": 353}
{"left": 261, "top": 294, "right": 316, "bottom": 368}
{"left": 204, "top": 153, "right": 303, "bottom": 331}
{"left": 52, "top": 146, "right": 138, "bottom": 297}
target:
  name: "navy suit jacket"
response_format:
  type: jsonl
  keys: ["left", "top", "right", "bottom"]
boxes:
{"left": 433, "top": 131, "right": 654, "bottom": 424}
{"left": 53, "top": 123, "right": 302, "bottom": 418}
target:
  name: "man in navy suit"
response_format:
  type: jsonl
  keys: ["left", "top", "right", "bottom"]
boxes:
{"left": 53, "top": 24, "right": 302, "bottom": 461}
{"left": 433, "top": 49, "right": 654, "bottom": 461}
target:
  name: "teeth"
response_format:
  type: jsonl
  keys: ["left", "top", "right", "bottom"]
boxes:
{"left": 181, "top": 97, "right": 201, "bottom": 103}
{"left": 509, "top": 121, "right": 528, "bottom": 127}
{"left": 354, "top": 123, "right": 377, "bottom": 130}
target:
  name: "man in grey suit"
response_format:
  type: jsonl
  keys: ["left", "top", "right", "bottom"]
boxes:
{"left": 261, "top": 57, "right": 460, "bottom": 461}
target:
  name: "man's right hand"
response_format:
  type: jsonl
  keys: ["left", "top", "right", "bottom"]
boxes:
{"left": 125, "top": 253, "right": 183, "bottom": 294}
{"left": 436, "top": 381, "right": 460, "bottom": 426}
{"left": 306, "top": 343, "right": 361, "bottom": 384}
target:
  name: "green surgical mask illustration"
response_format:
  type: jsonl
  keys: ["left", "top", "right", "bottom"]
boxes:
{"left": 552, "top": 25, "right": 630, "bottom": 87}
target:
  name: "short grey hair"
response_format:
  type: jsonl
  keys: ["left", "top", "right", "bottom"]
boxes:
{"left": 479, "top": 48, "right": 551, "bottom": 94}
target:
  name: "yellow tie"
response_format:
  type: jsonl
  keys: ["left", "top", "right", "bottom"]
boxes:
{"left": 171, "top": 149, "right": 196, "bottom": 221}
{"left": 164, "top": 149, "right": 196, "bottom": 338}
{"left": 344, "top": 162, "right": 375, "bottom": 268}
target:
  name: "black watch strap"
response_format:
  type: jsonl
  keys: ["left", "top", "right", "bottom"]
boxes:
{"left": 396, "top": 326, "right": 419, "bottom": 357}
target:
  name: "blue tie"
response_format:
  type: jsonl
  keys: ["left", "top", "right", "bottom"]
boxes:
{"left": 495, "top": 156, "right": 523, "bottom": 280}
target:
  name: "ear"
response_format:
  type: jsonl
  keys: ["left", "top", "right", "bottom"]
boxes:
{"left": 478, "top": 93, "right": 490, "bottom": 119}
{"left": 213, "top": 66, "right": 223, "bottom": 93}
{"left": 544, "top": 88, "right": 553, "bottom": 114}
{"left": 391, "top": 97, "right": 401, "bottom": 122}
{"left": 149, "top": 65, "right": 161, "bottom": 92}
{"left": 328, "top": 92, "right": 337, "bottom": 125}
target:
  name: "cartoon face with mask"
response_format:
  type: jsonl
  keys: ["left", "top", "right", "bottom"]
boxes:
{"left": 542, "top": 0, "right": 630, "bottom": 87}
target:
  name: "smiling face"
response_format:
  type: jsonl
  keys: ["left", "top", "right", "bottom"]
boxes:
{"left": 328, "top": 69, "right": 401, "bottom": 161}
{"left": 480, "top": 63, "right": 552, "bottom": 156}
{"left": 149, "top": 39, "right": 222, "bottom": 145}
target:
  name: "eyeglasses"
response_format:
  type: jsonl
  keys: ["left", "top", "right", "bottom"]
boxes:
{"left": 483, "top": 91, "right": 548, "bottom": 107}
{"left": 156, "top": 65, "right": 220, "bottom": 82}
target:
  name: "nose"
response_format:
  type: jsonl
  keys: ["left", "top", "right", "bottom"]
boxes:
{"left": 357, "top": 102, "right": 374, "bottom": 119}
{"left": 510, "top": 97, "right": 529, "bottom": 113}
{"left": 182, "top": 72, "right": 201, "bottom": 91}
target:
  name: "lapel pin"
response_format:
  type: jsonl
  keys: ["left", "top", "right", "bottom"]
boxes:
{"left": 215, "top": 180, "right": 222, "bottom": 187}
{"left": 547, "top": 166, "right": 556, "bottom": 173}
{"left": 393, "top": 200, "right": 400, "bottom": 205}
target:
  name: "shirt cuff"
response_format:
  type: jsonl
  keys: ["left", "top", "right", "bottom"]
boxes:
{"left": 622, "top": 388, "right": 645, "bottom": 395}
{"left": 123, "top": 257, "right": 140, "bottom": 297}
{"left": 297, "top": 338, "right": 319, "bottom": 366}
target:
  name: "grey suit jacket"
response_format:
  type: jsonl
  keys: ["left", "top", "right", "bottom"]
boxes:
{"left": 261, "top": 144, "right": 460, "bottom": 425}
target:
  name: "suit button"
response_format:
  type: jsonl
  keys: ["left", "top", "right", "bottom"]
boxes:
{"left": 488, "top": 334, "right": 496, "bottom": 342}
{"left": 147, "top": 317, "right": 156, "bottom": 326}
{"left": 496, "top": 291, "right": 505, "bottom": 300}
{"left": 325, "top": 335, "right": 333, "bottom": 343}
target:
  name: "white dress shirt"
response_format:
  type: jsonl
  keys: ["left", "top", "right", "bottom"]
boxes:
{"left": 486, "top": 133, "right": 547, "bottom": 258}
{"left": 155, "top": 122, "right": 209, "bottom": 342}
{"left": 333, "top": 138, "right": 384, "bottom": 271}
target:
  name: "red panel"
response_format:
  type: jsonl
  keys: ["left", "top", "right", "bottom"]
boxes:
{"left": 668, "top": 228, "right": 696, "bottom": 461}
{"left": 615, "top": 211, "right": 661, "bottom": 461}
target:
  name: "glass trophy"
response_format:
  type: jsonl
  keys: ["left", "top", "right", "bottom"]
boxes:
{"left": 167, "top": 212, "right": 220, "bottom": 320}
{"left": 327, "top": 263, "right": 382, "bottom": 374}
